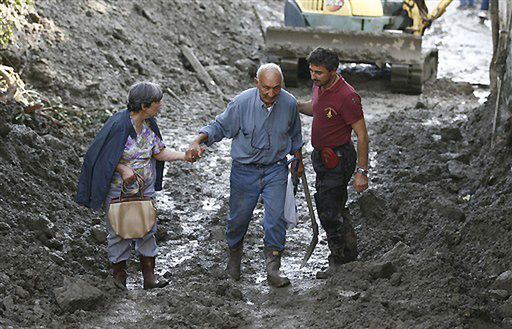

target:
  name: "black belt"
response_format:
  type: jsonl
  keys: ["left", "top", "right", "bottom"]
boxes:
{"left": 234, "top": 159, "right": 286, "bottom": 168}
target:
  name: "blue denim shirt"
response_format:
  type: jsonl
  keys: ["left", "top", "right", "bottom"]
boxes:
{"left": 200, "top": 88, "right": 303, "bottom": 164}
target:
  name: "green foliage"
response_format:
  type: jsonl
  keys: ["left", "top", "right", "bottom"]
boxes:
{"left": 0, "top": 0, "right": 29, "bottom": 7}
{"left": 0, "top": 0, "right": 30, "bottom": 47}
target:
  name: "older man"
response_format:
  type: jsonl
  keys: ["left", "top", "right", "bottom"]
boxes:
{"left": 189, "top": 64, "right": 303, "bottom": 287}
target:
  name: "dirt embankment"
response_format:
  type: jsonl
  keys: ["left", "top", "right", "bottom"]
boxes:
{"left": 0, "top": 1, "right": 278, "bottom": 327}
{"left": 0, "top": 1, "right": 511, "bottom": 328}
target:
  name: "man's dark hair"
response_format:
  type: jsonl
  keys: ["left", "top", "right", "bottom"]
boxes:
{"left": 307, "top": 47, "right": 339, "bottom": 72}
{"left": 127, "top": 81, "right": 163, "bottom": 112}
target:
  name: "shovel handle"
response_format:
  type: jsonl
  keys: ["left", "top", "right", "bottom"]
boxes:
{"left": 301, "top": 172, "right": 319, "bottom": 236}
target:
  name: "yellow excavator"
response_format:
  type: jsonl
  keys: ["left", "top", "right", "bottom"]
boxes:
{"left": 265, "top": 0, "right": 453, "bottom": 94}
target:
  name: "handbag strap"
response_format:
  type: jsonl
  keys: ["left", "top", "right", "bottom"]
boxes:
{"left": 120, "top": 173, "right": 145, "bottom": 200}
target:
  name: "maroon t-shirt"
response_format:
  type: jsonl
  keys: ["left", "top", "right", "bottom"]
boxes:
{"left": 311, "top": 75, "right": 363, "bottom": 150}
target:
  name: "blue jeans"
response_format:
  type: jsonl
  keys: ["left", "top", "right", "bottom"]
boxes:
{"left": 480, "top": 0, "right": 489, "bottom": 10}
{"left": 460, "top": 0, "right": 474, "bottom": 6}
{"left": 227, "top": 160, "right": 288, "bottom": 251}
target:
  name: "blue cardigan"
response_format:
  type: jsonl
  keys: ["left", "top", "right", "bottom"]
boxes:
{"left": 75, "top": 110, "right": 164, "bottom": 210}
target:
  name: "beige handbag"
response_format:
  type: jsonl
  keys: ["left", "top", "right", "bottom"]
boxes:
{"left": 108, "top": 174, "right": 157, "bottom": 239}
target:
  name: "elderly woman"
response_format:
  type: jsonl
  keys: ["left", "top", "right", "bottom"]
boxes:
{"left": 76, "top": 81, "right": 196, "bottom": 289}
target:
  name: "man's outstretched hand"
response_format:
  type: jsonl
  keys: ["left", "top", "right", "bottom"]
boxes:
{"left": 186, "top": 142, "right": 205, "bottom": 162}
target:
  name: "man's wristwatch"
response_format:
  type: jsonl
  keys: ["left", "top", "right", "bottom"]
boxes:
{"left": 356, "top": 167, "right": 369, "bottom": 177}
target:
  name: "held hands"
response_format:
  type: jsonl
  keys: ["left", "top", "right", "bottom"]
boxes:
{"left": 185, "top": 142, "right": 205, "bottom": 162}
{"left": 185, "top": 149, "right": 200, "bottom": 162}
{"left": 352, "top": 172, "right": 369, "bottom": 193}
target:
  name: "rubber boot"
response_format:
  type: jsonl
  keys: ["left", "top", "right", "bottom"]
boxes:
{"left": 139, "top": 256, "right": 169, "bottom": 290}
{"left": 112, "top": 260, "right": 127, "bottom": 288}
{"left": 225, "top": 243, "right": 243, "bottom": 281}
{"left": 264, "top": 248, "right": 291, "bottom": 287}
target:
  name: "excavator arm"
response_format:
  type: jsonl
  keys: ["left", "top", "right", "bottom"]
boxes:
{"left": 403, "top": 0, "right": 454, "bottom": 36}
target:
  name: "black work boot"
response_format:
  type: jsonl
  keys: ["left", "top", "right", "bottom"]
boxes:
{"left": 264, "top": 248, "right": 291, "bottom": 287}
{"left": 225, "top": 243, "right": 243, "bottom": 281}
{"left": 316, "top": 254, "right": 343, "bottom": 279}
{"left": 139, "top": 256, "right": 169, "bottom": 290}
{"left": 339, "top": 208, "right": 358, "bottom": 261}
{"left": 112, "top": 260, "right": 127, "bottom": 288}
{"left": 316, "top": 210, "right": 358, "bottom": 279}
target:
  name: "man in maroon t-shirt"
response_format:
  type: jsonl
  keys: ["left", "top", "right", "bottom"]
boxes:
{"left": 298, "top": 47, "right": 369, "bottom": 278}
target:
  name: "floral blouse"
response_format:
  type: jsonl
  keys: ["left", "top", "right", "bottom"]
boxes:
{"left": 108, "top": 119, "right": 165, "bottom": 198}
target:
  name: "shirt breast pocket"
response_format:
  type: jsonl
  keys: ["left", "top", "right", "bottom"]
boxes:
{"left": 237, "top": 127, "right": 257, "bottom": 155}
{"left": 250, "top": 126, "right": 271, "bottom": 151}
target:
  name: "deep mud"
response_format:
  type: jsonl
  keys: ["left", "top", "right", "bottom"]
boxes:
{"left": 1, "top": 1, "right": 511, "bottom": 328}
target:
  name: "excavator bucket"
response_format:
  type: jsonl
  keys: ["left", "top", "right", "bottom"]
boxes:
{"left": 264, "top": 26, "right": 436, "bottom": 94}
{"left": 265, "top": 26, "right": 423, "bottom": 65}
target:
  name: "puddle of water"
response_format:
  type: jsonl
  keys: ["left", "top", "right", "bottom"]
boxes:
{"left": 202, "top": 198, "right": 221, "bottom": 212}
{"left": 162, "top": 241, "right": 199, "bottom": 267}
{"left": 450, "top": 114, "right": 468, "bottom": 124}
{"left": 422, "top": 118, "right": 442, "bottom": 127}
{"left": 473, "top": 88, "right": 490, "bottom": 104}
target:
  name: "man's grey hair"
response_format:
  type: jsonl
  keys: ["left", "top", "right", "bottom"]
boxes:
{"left": 256, "top": 63, "right": 283, "bottom": 81}
{"left": 127, "top": 81, "right": 163, "bottom": 112}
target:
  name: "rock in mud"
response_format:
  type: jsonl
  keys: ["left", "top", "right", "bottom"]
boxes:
{"left": 381, "top": 241, "right": 410, "bottom": 261}
{"left": 435, "top": 203, "right": 466, "bottom": 222}
{"left": 209, "top": 226, "right": 225, "bottom": 241}
{"left": 53, "top": 277, "right": 104, "bottom": 312}
{"left": 414, "top": 100, "right": 427, "bottom": 109}
{"left": 90, "top": 225, "right": 107, "bottom": 244}
{"left": 227, "top": 287, "right": 244, "bottom": 301}
{"left": 24, "top": 214, "right": 54, "bottom": 235}
{"left": 390, "top": 272, "right": 402, "bottom": 286}
{"left": 8, "top": 124, "right": 43, "bottom": 148}
{"left": 206, "top": 65, "right": 241, "bottom": 91}
{"left": 488, "top": 289, "right": 510, "bottom": 300}
{"left": 28, "top": 60, "right": 55, "bottom": 87}
{"left": 15, "top": 286, "right": 29, "bottom": 299}
{"left": 447, "top": 160, "right": 467, "bottom": 179}
{"left": 0, "top": 222, "right": 11, "bottom": 231}
{"left": 49, "top": 252, "right": 65, "bottom": 266}
{"left": 0, "top": 121, "right": 11, "bottom": 137}
{"left": 234, "top": 58, "right": 257, "bottom": 78}
{"left": 1, "top": 295, "right": 15, "bottom": 312}
{"left": 370, "top": 262, "right": 397, "bottom": 280}
{"left": 358, "top": 190, "right": 386, "bottom": 222}
{"left": 498, "top": 297, "right": 512, "bottom": 318}
{"left": 440, "top": 127, "right": 463, "bottom": 142}
{"left": 493, "top": 270, "right": 512, "bottom": 293}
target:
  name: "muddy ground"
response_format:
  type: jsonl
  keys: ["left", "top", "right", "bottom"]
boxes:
{"left": 0, "top": 1, "right": 511, "bottom": 328}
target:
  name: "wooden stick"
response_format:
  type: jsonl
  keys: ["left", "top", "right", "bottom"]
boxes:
{"left": 491, "top": 77, "right": 502, "bottom": 148}
{"left": 179, "top": 45, "right": 218, "bottom": 93}
{"left": 166, "top": 87, "right": 184, "bottom": 105}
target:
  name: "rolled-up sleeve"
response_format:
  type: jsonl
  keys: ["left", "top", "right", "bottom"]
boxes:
{"left": 288, "top": 101, "right": 303, "bottom": 153}
{"left": 199, "top": 99, "right": 241, "bottom": 147}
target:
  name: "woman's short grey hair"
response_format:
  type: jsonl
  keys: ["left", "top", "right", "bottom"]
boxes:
{"left": 127, "top": 81, "right": 163, "bottom": 112}
{"left": 256, "top": 63, "right": 283, "bottom": 81}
